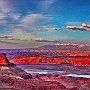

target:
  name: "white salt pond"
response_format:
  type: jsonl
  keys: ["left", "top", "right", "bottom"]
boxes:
{"left": 17, "top": 65, "right": 90, "bottom": 78}
{"left": 25, "top": 69, "right": 65, "bottom": 74}
{"left": 66, "top": 74, "right": 90, "bottom": 78}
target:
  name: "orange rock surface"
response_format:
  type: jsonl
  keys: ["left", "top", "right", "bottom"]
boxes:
{"left": 11, "top": 55, "right": 90, "bottom": 66}
{"left": 0, "top": 53, "right": 8, "bottom": 65}
{"left": 65, "top": 57, "right": 90, "bottom": 66}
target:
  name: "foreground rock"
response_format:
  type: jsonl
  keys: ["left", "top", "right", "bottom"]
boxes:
{"left": 0, "top": 76, "right": 67, "bottom": 90}
{"left": 33, "top": 74, "right": 90, "bottom": 90}
{"left": 0, "top": 74, "right": 90, "bottom": 90}
{"left": 0, "top": 53, "right": 32, "bottom": 80}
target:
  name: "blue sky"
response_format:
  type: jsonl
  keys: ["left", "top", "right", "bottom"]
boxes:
{"left": 0, "top": 0, "right": 90, "bottom": 48}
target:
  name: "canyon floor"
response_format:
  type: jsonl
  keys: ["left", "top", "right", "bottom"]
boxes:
{"left": 0, "top": 64, "right": 90, "bottom": 90}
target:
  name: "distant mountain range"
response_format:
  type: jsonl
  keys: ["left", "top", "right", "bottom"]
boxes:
{"left": 0, "top": 44, "right": 90, "bottom": 60}
{"left": 37, "top": 44, "right": 89, "bottom": 50}
{"left": 0, "top": 44, "right": 90, "bottom": 52}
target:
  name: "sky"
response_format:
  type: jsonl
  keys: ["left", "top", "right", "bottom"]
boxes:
{"left": 0, "top": 0, "right": 90, "bottom": 48}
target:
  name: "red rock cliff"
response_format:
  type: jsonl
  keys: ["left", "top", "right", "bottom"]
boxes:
{"left": 11, "top": 55, "right": 90, "bottom": 66}
{"left": 0, "top": 53, "right": 8, "bottom": 65}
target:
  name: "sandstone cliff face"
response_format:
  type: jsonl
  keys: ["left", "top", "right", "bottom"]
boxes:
{"left": 0, "top": 53, "right": 8, "bottom": 65}
{"left": 12, "top": 56, "right": 63, "bottom": 64}
{"left": 65, "top": 57, "right": 90, "bottom": 66}
{"left": 12, "top": 55, "right": 90, "bottom": 66}
{"left": 0, "top": 53, "right": 32, "bottom": 80}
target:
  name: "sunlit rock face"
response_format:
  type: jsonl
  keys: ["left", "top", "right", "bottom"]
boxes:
{"left": 12, "top": 55, "right": 90, "bottom": 66}
{"left": 12, "top": 55, "right": 63, "bottom": 64}
{"left": 0, "top": 53, "right": 8, "bottom": 65}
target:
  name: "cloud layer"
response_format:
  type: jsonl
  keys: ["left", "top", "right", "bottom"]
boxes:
{"left": 0, "top": 0, "right": 90, "bottom": 48}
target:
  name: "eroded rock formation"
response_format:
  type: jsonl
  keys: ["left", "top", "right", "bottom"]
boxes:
{"left": 12, "top": 55, "right": 90, "bottom": 66}
{"left": 0, "top": 53, "right": 9, "bottom": 65}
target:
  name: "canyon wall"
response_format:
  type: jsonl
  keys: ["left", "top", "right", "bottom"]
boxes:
{"left": 11, "top": 55, "right": 90, "bottom": 66}
{"left": 0, "top": 53, "right": 8, "bottom": 65}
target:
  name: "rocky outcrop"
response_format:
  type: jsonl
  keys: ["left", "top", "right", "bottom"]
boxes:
{"left": 33, "top": 74, "right": 90, "bottom": 90}
{"left": 0, "top": 76, "right": 67, "bottom": 90}
{"left": 9, "top": 66, "right": 32, "bottom": 79}
{"left": 12, "top": 55, "right": 90, "bottom": 66}
{"left": 0, "top": 53, "right": 32, "bottom": 82}
{"left": 0, "top": 53, "right": 9, "bottom": 65}
{"left": 0, "top": 74, "right": 90, "bottom": 90}
{"left": 0, "top": 65, "right": 32, "bottom": 80}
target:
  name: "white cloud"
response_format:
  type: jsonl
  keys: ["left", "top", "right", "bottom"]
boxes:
{"left": 0, "top": 0, "right": 53, "bottom": 41}
{"left": 8, "top": 13, "right": 21, "bottom": 20}
{"left": 0, "top": 1, "right": 53, "bottom": 41}
{"left": 10, "top": 28, "right": 33, "bottom": 40}
{"left": 66, "top": 21, "right": 82, "bottom": 25}
{"left": 40, "top": 0, "right": 56, "bottom": 9}
{"left": 22, "top": 13, "right": 51, "bottom": 26}
{"left": 0, "top": 13, "right": 21, "bottom": 28}
{"left": 39, "top": 0, "right": 57, "bottom": 10}
{"left": 0, "top": 0, "right": 20, "bottom": 25}
{"left": 0, "top": 13, "right": 6, "bottom": 19}
{"left": 0, "top": 0, "right": 13, "bottom": 13}
{"left": 8, "top": 13, "right": 52, "bottom": 41}
{"left": 10, "top": 13, "right": 52, "bottom": 34}
{"left": 0, "top": 13, "right": 50, "bottom": 40}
